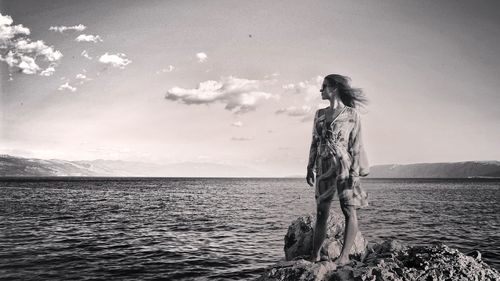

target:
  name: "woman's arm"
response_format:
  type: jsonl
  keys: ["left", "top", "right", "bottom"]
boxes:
{"left": 307, "top": 110, "right": 320, "bottom": 173}
{"left": 348, "top": 111, "right": 370, "bottom": 178}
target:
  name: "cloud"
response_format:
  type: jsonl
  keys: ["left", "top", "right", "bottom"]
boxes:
{"left": 49, "top": 24, "right": 86, "bottom": 33}
{"left": 40, "top": 65, "right": 56, "bottom": 76}
{"left": 75, "top": 71, "right": 91, "bottom": 84}
{"left": 0, "top": 14, "right": 30, "bottom": 41}
{"left": 14, "top": 39, "right": 63, "bottom": 61}
{"left": 231, "top": 137, "right": 253, "bottom": 141}
{"left": 196, "top": 52, "right": 207, "bottom": 62}
{"left": 98, "top": 52, "right": 131, "bottom": 68}
{"left": 231, "top": 121, "right": 243, "bottom": 127}
{"left": 282, "top": 76, "right": 323, "bottom": 100}
{"left": 81, "top": 50, "right": 92, "bottom": 60}
{"left": 0, "top": 13, "right": 62, "bottom": 75}
{"left": 75, "top": 34, "right": 103, "bottom": 43}
{"left": 76, "top": 73, "right": 87, "bottom": 80}
{"left": 156, "top": 65, "right": 175, "bottom": 74}
{"left": 264, "top": 72, "right": 280, "bottom": 79}
{"left": 58, "top": 82, "right": 77, "bottom": 92}
{"left": 275, "top": 105, "right": 312, "bottom": 117}
{"left": 165, "top": 76, "right": 276, "bottom": 114}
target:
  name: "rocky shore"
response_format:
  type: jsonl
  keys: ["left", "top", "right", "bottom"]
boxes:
{"left": 258, "top": 213, "right": 499, "bottom": 281}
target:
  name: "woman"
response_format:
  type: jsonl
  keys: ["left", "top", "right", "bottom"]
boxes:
{"left": 306, "top": 74, "right": 370, "bottom": 265}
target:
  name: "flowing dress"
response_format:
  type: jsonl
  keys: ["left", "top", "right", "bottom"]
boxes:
{"left": 307, "top": 106, "right": 370, "bottom": 208}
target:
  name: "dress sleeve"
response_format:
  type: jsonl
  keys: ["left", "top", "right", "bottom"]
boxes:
{"left": 307, "top": 110, "right": 320, "bottom": 172}
{"left": 348, "top": 111, "right": 370, "bottom": 177}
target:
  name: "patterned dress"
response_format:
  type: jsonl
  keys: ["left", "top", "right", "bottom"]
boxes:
{"left": 307, "top": 105, "right": 369, "bottom": 208}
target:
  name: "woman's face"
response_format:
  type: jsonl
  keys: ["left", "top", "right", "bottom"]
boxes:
{"left": 320, "top": 79, "right": 336, "bottom": 100}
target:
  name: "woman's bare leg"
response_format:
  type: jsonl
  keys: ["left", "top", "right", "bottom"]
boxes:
{"left": 311, "top": 178, "right": 333, "bottom": 262}
{"left": 311, "top": 199, "right": 332, "bottom": 261}
{"left": 337, "top": 201, "right": 358, "bottom": 265}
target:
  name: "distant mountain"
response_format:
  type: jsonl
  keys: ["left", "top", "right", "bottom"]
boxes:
{"left": 367, "top": 161, "right": 500, "bottom": 178}
{"left": 0, "top": 155, "right": 264, "bottom": 177}
{"left": 2, "top": 155, "right": 499, "bottom": 178}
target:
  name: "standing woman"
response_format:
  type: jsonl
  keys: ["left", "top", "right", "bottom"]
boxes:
{"left": 306, "top": 74, "right": 370, "bottom": 265}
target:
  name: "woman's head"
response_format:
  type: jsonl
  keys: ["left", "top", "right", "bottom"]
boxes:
{"left": 321, "top": 74, "right": 368, "bottom": 108}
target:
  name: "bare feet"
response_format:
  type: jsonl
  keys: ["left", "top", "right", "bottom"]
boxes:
{"left": 334, "top": 256, "right": 351, "bottom": 267}
{"left": 310, "top": 254, "right": 329, "bottom": 263}
{"left": 310, "top": 254, "right": 320, "bottom": 263}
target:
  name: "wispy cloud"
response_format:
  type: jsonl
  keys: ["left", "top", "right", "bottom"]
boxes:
{"left": 275, "top": 105, "right": 319, "bottom": 122}
{"left": 196, "top": 52, "right": 207, "bottom": 63}
{"left": 282, "top": 76, "right": 323, "bottom": 101}
{"left": 75, "top": 34, "right": 103, "bottom": 43}
{"left": 156, "top": 65, "right": 174, "bottom": 74}
{"left": 58, "top": 82, "right": 77, "bottom": 92}
{"left": 165, "top": 76, "right": 275, "bottom": 114}
{"left": 49, "top": 24, "right": 86, "bottom": 33}
{"left": 75, "top": 73, "right": 87, "bottom": 80}
{"left": 75, "top": 72, "right": 91, "bottom": 85}
{"left": 231, "top": 137, "right": 253, "bottom": 141}
{"left": 231, "top": 121, "right": 243, "bottom": 127}
{"left": 275, "top": 105, "right": 312, "bottom": 117}
{"left": 81, "top": 50, "right": 92, "bottom": 60}
{"left": 0, "top": 13, "right": 62, "bottom": 75}
{"left": 98, "top": 53, "right": 131, "bottom": 68}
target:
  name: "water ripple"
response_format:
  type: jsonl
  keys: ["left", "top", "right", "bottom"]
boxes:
{"left": 0, "top": 178, "right": 499, "bottom": 280}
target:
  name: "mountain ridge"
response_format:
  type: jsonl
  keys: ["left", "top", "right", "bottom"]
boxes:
{"left": 1, "top": 155, "right": 500, "bottom": 178}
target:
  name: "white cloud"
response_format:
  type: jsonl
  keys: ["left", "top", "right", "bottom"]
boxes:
{"left": 282, "top": 76, "right": 323, "bottom": 101}
{"left": 196, "top": 52, "right": 207, "bottom": 62}
{"left": 14, "top": 39, "right": 63, "bottom": 61}
{"left": 0, "top": 13, "right": 62, "bottom": 75}
{"left": 58, "top": 82, "right": 77, "bottom": 92}
{"left": 49, "top": 24, "right": 86, "bottom": 33}
{"left": 16, "top": 55, "right": 39, "bottom": 74}
{"left": 75, "top": 72, "right": 91, "bottom": 85}
{"left": 165, "top": 76, "right": 276, "bottom": 114}
{"left": 265, "top": 72, "right": 280, "bottom": 79}
{"left": 81, "top": 50, "right": 92, "bottom": 60}
{"left": 75, "top": 34, "right": 103, "bottom": 43}
{"left": 98, "top": 52, "right": 131, "bottom": 68}
{"left": 0, "top": 14, "right": 30, "bottom": 42}
{"left": 156, "top": 65, "right": 175, "bottom": 74}
{"left": 231, "top": 121, "right": 243, "bottom": 127}
{"left": 40, "top": 66, "right": 56, "bottom": 76}
{"left": 275, "top": 105, "right": 313, "bottom": 117}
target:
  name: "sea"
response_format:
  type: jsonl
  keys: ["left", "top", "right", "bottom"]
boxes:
{"left": 0, "top": 177, "right": 499, "bottom": 280}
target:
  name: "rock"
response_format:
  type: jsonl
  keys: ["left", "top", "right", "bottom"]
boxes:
{"left": 257, "top": 259, "right": 338, "bottom": 281}
{"left": 284, "top": 212, "right": 367, "bottom": 262}
{"left": 259, "top": 214, "right": 500, "bottom": 281}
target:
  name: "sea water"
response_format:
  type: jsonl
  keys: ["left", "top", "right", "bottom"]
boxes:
{"left": 0, "top": 178, "right": 499, "bottom": 280}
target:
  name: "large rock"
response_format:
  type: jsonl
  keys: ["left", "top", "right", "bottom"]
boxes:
{"left": 260, "top": 215, "right": 500, "bottom": 281}
{"left": 331, "top": 240, "right": 500, "bottom": 281}
{"left": 284, "top": 212, "right": 367, "bottom": 261}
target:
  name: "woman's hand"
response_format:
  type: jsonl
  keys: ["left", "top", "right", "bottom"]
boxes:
{"left": 349, "top": 176, "right": 360, "bottom": 188}
{"left": 306, "top": 169, "right": 315, "bottom": 187}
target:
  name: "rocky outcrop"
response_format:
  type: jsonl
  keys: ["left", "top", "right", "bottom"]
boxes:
{"left": 259, "top": 213, "right": 500, "bottom": 281}
{"left": 284, "top": 213, "right": 367, "bottom": 262}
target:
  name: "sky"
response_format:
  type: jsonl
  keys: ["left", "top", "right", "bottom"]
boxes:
{"left": 1, "top": 0, "right": 500, "bottom": 177}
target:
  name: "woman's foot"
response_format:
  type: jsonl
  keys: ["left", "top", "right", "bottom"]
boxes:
{"left": 334, "top": 256, "right": 351, "bottom": 267}
{"left": 310, "top": 254, "right": 329, "bottom": 263}
{"left": 310, "top": 254, "right": 320, "bottom": 263}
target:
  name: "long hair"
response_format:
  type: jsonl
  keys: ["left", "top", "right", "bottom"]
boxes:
{"left": 324, "top": 74, "right": 368, "bottom": 108}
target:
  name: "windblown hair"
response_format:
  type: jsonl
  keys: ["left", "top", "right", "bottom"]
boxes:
{"left": 324, "top": 74, "right": 368, "bottom": 108}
